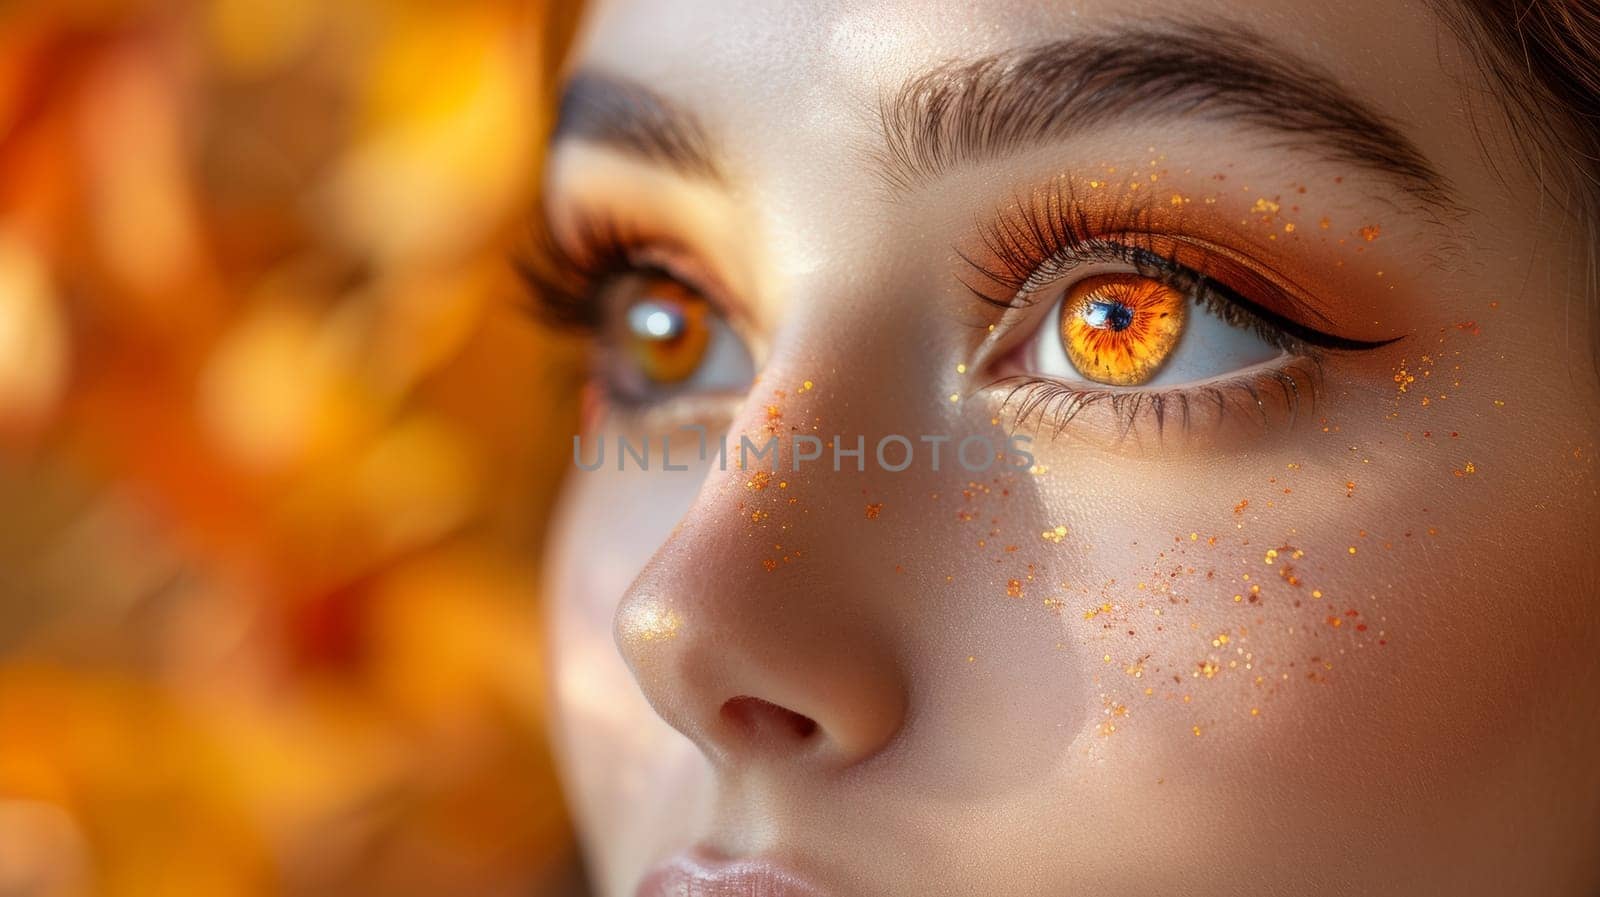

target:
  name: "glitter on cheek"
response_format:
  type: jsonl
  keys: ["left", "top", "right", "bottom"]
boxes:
{"left": 865, "top": 502, "right": 883, "bottom": 519}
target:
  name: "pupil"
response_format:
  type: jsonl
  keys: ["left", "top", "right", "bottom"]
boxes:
{"left": 1082, "top": 299, "right": 1134, "bottom": 332}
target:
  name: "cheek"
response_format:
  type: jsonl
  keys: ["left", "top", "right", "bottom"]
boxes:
{"left": 1007, "top": 388, "right": 1599, "bottom": 859}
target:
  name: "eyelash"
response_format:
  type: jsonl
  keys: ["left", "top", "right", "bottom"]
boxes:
{"left": 514, "top": 215, "right": 648, "bottom": 333}
{"left": 961, "top": 181, "right": 1393, "bottom": 441}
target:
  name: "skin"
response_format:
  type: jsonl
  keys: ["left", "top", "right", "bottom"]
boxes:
{"left": 539, "top": 1, "right": 1600, "bottom": 894}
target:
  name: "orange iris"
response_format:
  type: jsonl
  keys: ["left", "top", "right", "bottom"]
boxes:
{"left": 1059, "top": 274, "right": 1187, "bottom": 386}
{"left": 623, "top": 276, "right": 712, "bottom": 385}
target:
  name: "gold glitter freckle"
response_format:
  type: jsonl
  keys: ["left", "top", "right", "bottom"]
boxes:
{"left": 761, "top": 559, "right": 778, "bottom": 572}
{"left": 620, "top": 602, "right": 680, "bottom": 642}
{"left": 949, "top": 393, "right": 960, "bottom": 403}
{"left": 1284, "top": 222, "right": 1295, "bottom": 233}
{"left": 1007, "top": 579, "right": 1024, "bottom": 598}
{"left": 1193, "top": 725, "right": 1203, "bottom": 737}
{"left": 766, "top": 405, "right": 781, "bottom": 420}
{"left": 865, "top": 502, "right": 883, "bottom": 519}
{"left": 799, "top": 379, "right": 814, "bottom": 392}
{"left": 1347, "top": 546, "right": 1357, "bottom": 555}
{"left": 746, "top": 470, "right": 772, "bottom": 490}
{"left": 1251, "top": 707, "right": 1261, "bottom": 717}
{"left": 1042, "top": 525, "right": 1069, "bottom": 543}
{"left": 1312, "top": 589, "right": 1323, "bottom": 598}
{"left": 1318, "top": 216, "right": 1330, "bottom": 229}
{"left": 956, "top": 363, "right": 967, "bottom": 374}
{"left": 1360, "top": 224, "right": 1382, "bottom": 242}
{"left": 1264, "top": 548, "right": 1278, "bottom": 565}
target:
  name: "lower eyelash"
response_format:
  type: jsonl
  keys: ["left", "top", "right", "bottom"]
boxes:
{"left": 994, "top": 355, "right": 1321, "bottom": 444}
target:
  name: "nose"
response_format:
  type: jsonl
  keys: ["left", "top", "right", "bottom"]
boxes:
{"left": 613, "top": 439, "right": 910, "bottom": 771}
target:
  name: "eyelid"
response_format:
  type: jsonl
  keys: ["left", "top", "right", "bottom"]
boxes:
{"left": 957, "top": 178, "right": 1410, "bottom": 352}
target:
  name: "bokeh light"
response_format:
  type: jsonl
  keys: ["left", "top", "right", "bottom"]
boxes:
{"left": 0, "top": 2, "right": 588, "bottom": 894}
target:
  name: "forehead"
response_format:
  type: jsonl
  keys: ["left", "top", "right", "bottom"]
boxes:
{"left": 565, "top": 0, "right": 1461, "bottom": 164}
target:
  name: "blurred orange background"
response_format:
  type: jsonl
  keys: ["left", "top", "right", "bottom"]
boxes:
{"left": 0, "top": 1, "right": 590, "bottom": 894}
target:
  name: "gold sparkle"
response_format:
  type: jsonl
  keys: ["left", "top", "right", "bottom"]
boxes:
{"left": 618, "top": 601, "right": 680, "bottom": 642}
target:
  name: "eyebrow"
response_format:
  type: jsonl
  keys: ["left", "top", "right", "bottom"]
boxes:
{"left": 877, "top": 22, "right": 1457, "bottom": 213}
{"left": 551, "top": 71, "right": 724, "bottom": 182}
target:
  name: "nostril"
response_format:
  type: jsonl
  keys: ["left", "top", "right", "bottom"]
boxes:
{"left": 720, "top": 695, "right": 819, "bottom": 743}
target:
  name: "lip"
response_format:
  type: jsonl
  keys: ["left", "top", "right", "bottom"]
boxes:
{"left": 635, "top": 848, "right": 832, "bottom": 897}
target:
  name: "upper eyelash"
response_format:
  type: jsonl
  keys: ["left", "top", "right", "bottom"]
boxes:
{"left": 514, "top": 214, "right": 643, "bottom": 332}
{"left": 960, "top": 179, "right": 1400, "bottom": 351}
{"left": 959, "top": 179, "right": 1169, "bottom": 304}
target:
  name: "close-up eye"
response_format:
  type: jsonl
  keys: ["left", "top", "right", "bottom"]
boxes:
{"left": 598, "top": 270, "right": 755, "bottom": 405}
{"left": 1028, "top": 270, "right": 1286, "bottom": 388}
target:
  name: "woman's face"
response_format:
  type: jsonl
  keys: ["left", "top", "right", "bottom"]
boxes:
{"left": 539, "top": 1, "right": 1600, "bottom": 895}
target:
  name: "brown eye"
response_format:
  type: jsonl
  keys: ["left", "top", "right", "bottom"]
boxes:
{"left": 1060, "top": 274, "right": 1187, "bottom": 386}
{"left": 621, "top": 276, "right": 712, "bottom": 385}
